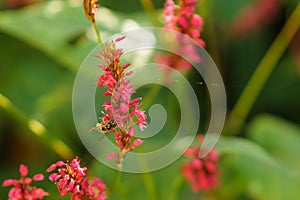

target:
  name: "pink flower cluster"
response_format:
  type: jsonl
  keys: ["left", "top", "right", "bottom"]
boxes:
{"left": 156, "top": 0, "right": 204, "bottom": 73}
{"left": 164, "top": 0, "right": 205, "bottom": 46}
{"left": 2, "top": 164, "right": 48, "bottom": 200}
{"left": 182, "top": 135, "right": 219, "bottom": 192}
{"left": 46, "top": 157, "right": 106, "bottom": 200}
{"left": 94, "top": 36, "right": 147, "bottom": 166}
{"left": 230, "top": 0, "right": 281, "bottom": 36}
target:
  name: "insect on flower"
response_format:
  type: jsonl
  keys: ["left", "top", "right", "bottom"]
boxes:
{"left": 89, "top": 118, "right": 117, "bottom": 140}
{"left": 97, "top": 119, "right": 117, "bottom": 133}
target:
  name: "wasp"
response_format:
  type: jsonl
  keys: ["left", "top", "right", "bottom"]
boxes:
{"left": 97, "top": 119, "right": 117, "bottom": 133}
{"left": 89, "top": 119, "right": 117, "bottom": 140}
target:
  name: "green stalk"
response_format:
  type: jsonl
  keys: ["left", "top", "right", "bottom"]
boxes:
{"left": 137, "top": 146, "right": 159, "bottom": 200}
{"left": 140, "top": 0, "right": 161, "bottom": 26}
{"left": 91, "top": 21, "right": 104, "bottom": 47}
{"left": 226, "top": 2, "right": 300, "bottom": 135}
{"left": 113, "top": 160, "right": 126, "bottom": 199}
{"left": 168, "top": 175, "right": 184, "bottom": 200}
{"left": 114, "top": 169, "right": 123, "bottom": 194}
{"left": 142, "top": 172, "right": 158, "bottom": 200}
{"left": 0, "top": 93, "right": 73, "bottom": 159}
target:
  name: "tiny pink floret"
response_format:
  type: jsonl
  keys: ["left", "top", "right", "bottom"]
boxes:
{"left": 19, "top": 164, "right": 28, "bottom": 177}
{"left": 115, "top": 36, "right": 126, "bottom": 42}
{"left": 32, "top": 174, "right": 44, "bottom": 181}
{"left": 132, "top": 139, "right": 143, "bottom": 147}
{"left": 107, "top": 153, "right": 117, "bottom": 160}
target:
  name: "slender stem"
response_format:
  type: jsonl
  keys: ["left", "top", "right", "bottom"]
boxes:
{"left": 136, "top": 146, "right": 159, "bottom": 200}
{"left": 113, "top": 169, "right": 127, "bottom": 200}
{"left": 142, "top": 172, "right": 158, "bottom": 200}
{"left": 0, "top": 93, "right": 73, "bottom": 159}
{"left": 91, "top": 21, "right": 104, "bottom": 47}
{"left": 225, "top": 2, "right": 300, "bottom": 135}
{"left": 115, "top": 169, "right": 122, "bottom": 188}
{"left": 168, "top": 175, "right": 184, "bottom": 200}
{"left": 205, "top": 17, "right": 223, "bottom": 74}
{"left": 140, "top": 0, "right": 161, "bottom": 26}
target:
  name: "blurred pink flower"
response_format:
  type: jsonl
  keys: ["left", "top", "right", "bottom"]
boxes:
{"left": 156, "top": 0, "right": 204, "bottom": 76}
{"left": 182, "top": 135, "right": 220, "bottom": 192}
{"left": 47, "top": 157, "right": 106, "bottom": 200}
{"left": 230, "top": 0, "right": 281, "bottom": 37}
{"left": 163, "top": 0, "right": 205, "bottom": 46}
{"left": 2, "top": 164, "right": 48, "bottom": 200}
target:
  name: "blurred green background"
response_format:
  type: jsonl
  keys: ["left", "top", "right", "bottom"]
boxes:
{"left": 0, "top": 0, "right": 300, "bottom": 199}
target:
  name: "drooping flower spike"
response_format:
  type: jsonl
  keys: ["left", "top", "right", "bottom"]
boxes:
{"left": 2, "top": 164, "right": 48, "bottom": 200}
{"left": 83, "top": 0, "right": 98, "bottom": 23}
{"left": 83, "top": 0, "right": 103, "bottom": 44}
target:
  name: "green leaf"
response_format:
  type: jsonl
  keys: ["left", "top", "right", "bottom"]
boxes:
{"left": 217, "top": 152, "right": 300, "bottom": 200}
{"left": 0, "top": 1, "right": 91, "bottom": 71}
{"left": 216, "top": 136, "right": 284, "bottom": 171}
{"left": 0, "top": 1, "right": 152, "bottom": 72}
{"left": 214, "top": 115, "right": 300, "bottom": 200}
{"left": 247, "top": 114, "right": 300, "bottom": 172}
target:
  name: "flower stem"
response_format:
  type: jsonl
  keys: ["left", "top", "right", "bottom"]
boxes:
{"left": 225, "top": 2, "right": 300, "bottom": 135}
{"left": 113, "top": 166, "right": 127, "bottom": 200}
{"left": 167, "top": 174, "right": 184, "bottom": 200}
{"left": 91, "top": 21, "right": 104, "bottom": 47}
{"left": 137, "top": 146, "right": 159, "bottom": 200}
{"left": 140, "top": 0, "right": 161, "bottom": 26}
{"left": 0, "top": 93, "right": 73, "bottom": 159}
{"left": 142, "top": 172, "right": 158, "bottom": 200}
{"left": 115, "top": 169, "right": 122, "bottom": 188}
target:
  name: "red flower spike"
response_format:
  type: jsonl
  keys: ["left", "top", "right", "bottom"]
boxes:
{"left": 92, "top": 37, "right": 147, "bottom": 166}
